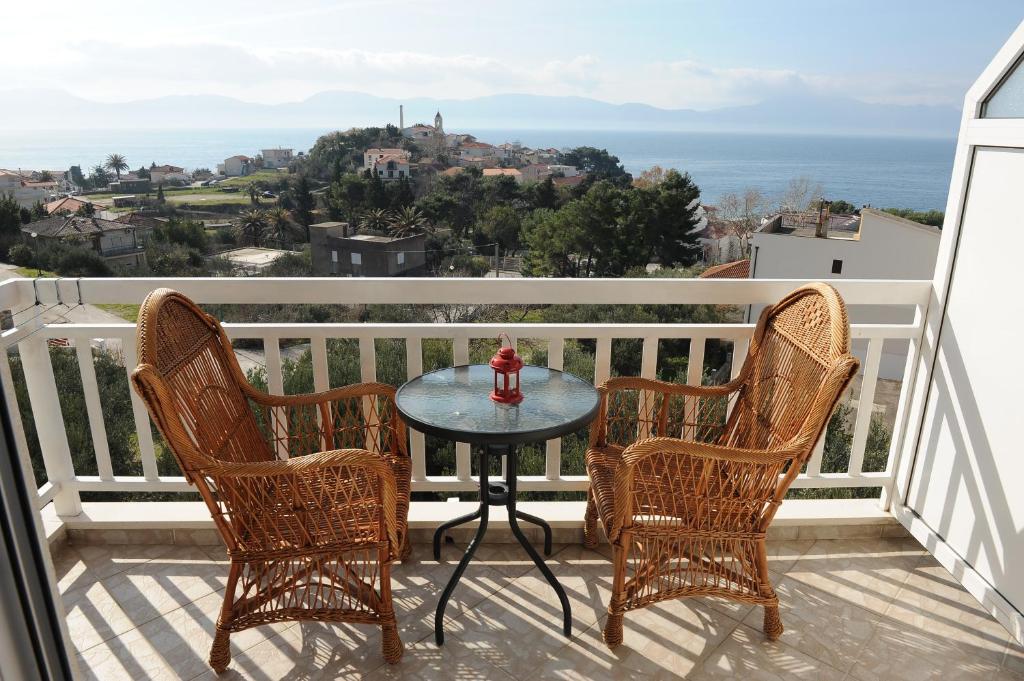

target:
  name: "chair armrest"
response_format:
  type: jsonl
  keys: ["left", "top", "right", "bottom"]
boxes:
{"left": 243, "top": 382, "right": 408, "bottom": 460}
{"left": 606, "top": 436, "right": 797, "bottom": 542}
{"left": 200, "top": 448, "right": 400, "bottom": 556}
{"left": 589, "top": 376, "right": 742, "bottom": 450}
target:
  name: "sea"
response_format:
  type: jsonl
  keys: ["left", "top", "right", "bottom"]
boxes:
{"left": 0, "top": 128, "right": 955, "bottom": 211}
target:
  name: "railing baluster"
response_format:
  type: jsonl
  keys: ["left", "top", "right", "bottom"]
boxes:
{"left": 545, "top": 337, "right": 565, "bottom": 480}
{"left": 358, "top": 337, "right": 380, "bottom": 453}
{"left": 263, "top": 335, "right": 288, "bottom": 459}
{"left": 75, "top": 342, "right": 113, "bottom": 480}
{"left": 453, "top": 337, "right": 471, "bottom": 481}
{"left": 805, "top": 432, "right": 826, "bottom": 477}
{"left": 638, "top": 337, "right": 659, "bottom": 439}
{"left": 405, "top": 336, "right": 427, "bottom": 482}
{"left": 684, "top": 337, "right": 706, "bottom": 439}
{"left": 122, "top": 342, "right": 158, "bottom": 480}
{"left": 848, "top": 338, "right": 883, "bottom": 476}
{"left": 595, "top": 336, "right": 612, "bottom": 386}
{"left": 311, "top": 337, "right": 329, "bottom": 393}
{"left": 726, "top": 336, "right": 749, "bottom": 419}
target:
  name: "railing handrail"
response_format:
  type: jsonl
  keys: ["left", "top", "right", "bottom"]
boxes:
{"left": 0, "top": 276, "right": 932, "bottom": 308}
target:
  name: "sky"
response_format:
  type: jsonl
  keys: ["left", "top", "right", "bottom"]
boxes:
{"left": 1, "top": 0, "right": 1021, "bottom": 110}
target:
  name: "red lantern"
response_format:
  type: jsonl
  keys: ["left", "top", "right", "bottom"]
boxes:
{"left": 489, "top": 334, "right": 524, "bottom": 404}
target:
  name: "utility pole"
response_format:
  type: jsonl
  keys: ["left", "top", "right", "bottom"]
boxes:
{"left": 494, "top": 243, "right": 499, "bottom": 279}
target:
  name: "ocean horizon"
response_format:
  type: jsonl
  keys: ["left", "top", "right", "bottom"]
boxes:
{"left": 0, "top": 128, "right": 955, "bottom": 211}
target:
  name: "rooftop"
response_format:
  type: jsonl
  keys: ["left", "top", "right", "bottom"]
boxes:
{"left": 56, "top": 536, "right": 1024, "bottom": 680}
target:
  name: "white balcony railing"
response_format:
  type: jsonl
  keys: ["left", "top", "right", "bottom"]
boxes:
{"left": 0, "top": 277, "right": 930, "bottom": 520}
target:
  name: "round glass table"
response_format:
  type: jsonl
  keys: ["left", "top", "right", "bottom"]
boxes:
{"left": 395, "top": 364, "right": 600, "bottom": 645}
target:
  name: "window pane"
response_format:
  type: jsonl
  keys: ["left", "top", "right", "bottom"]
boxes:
{"left": 983, "top": 56, "right": 1024, "bottom": 118}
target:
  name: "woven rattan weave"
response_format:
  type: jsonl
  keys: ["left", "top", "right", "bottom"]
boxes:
{"left": 583, "top": 283, "right": 859, "bottom": 647}
{"left": 130, "top": 289, "right": 411, "bottom": 671}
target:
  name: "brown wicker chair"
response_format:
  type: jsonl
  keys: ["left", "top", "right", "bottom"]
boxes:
{"left": 130, "top": 289, "right": 411, "bottom": 671}
{"left": 583, "top": 283, "right": 859, "bottom": 648}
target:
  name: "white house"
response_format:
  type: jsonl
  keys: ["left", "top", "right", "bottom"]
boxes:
{"left": 0, "top": 169, "right": 53, "bottom": 207}
{"left": 748, "top": 207, "right": 940, "bottom": 378}
{"left": 261, "top": 148, "right": 293, "bottom": 169}
{"left": 218, "top": 156, "right": 252, "bottom": 177}
{"left": 546, "top": 164, "right": 579, "bottom": 177}
{"left": 149, "top": 165, "right": 189, "bottom": 185}
{"left": 372, "top": 155, "right": 411, "bottom": 182}
{"left": 363, "top": 148, "right": 409, "bottom": 172}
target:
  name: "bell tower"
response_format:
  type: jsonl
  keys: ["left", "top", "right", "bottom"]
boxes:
{"left": 433, "top": 111, "right": 445, "bottom": 156}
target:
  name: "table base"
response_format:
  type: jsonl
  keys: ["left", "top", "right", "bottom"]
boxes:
{"left": 432, "top": 444, "right": 572, "bottom": 645}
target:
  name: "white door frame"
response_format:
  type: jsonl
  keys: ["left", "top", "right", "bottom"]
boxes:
{"left": 890, "top": 20, "right": 1024, "bottom": 644}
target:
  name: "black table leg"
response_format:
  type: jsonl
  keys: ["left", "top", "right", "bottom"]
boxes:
{"left": 433, "top": 508, "right": 482, "bottom": 561}
{"left": 513, "top": 510, "right": 553, "bottom": 556}
{"left": 434, "top": 447, "right": 489, "bottom": 646}
{"left": 505, "top": 446, "right": 572, "bottom": 638}
{"left": 434, "top": 444, "right": 571, "bottom": 645}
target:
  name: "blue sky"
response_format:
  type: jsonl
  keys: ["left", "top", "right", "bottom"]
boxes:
{"left": 1, "top": 0, "right": 1021, "bottom": 109}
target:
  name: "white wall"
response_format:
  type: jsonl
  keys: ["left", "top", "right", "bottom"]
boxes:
{"left": 750, "top": 209, "right": 940, "bottom": 379}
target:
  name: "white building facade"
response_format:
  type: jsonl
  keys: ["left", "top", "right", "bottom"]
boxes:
{"left": 749, "top": 208, "right": 940, "bottom": 379}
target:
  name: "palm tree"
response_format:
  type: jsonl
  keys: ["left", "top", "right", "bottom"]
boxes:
{"left": 359, "top": 208, "right": 392, "bottom": 234}
{"left": 266, "top": 207, "right": 298, "bottom": 247}
{"left": 247, "top": 181, "right": 260, "bottom": 205}
{"left": 104, "top": 154, "right": 128, "bottom": 181}
{"left": 388, "top": 206, "right": 428, "bottom": 239}
{"left": 237, "top": 209, "right": 270, "bottom": 247}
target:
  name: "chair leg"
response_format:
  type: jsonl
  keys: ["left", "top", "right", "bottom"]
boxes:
{"left": 381, "top": 615, "right": 404, "bottom": 664}
{"left": 209, "top": 628, "right": 231, "bottom": 673}
{"left": 763, "top": 604, "right": 784, "bottom": 641}
{"left": 209, "top": 560, "right": 240, "bottom": 672}
{"left": 583, "top": 487, "right": 599, "bottom": 549}
{"left": 398, "top": 533, "right": 412, "bottom": 562}
{"left": 603, "top": 541, "right": 628, "bottom": 649}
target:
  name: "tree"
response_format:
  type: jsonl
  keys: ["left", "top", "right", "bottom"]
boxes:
{"left": 477, "top": 204, "right": 522, "bottom": 254}
{"left": 780, "top": 176, "right": 824, "bottom": 212}
{"left": 529, "top": 176, "right": 559, "bottom": 210}
{"left": 717, "top": 187, "right": 767, "bottom": 241}
{"left": 638, "top": 169, "right": 704, "bottom": 267}
{"left": 0, "top": 194, "right": 22, "bottom": 237}
{"left": 389, "top": 206, "right": 427, "bottom": 239}
{"left": 390, "top": 176, "right": 415, "bottom": 209}
{"left": 365, "top": 170, "right": 388, "bottom": 210}
{"left": 247, "top": 181, "right": 260, "bottom": 206}
{"left": 557, "top": 146, "right": 631, "bottom": 185}
{"left": 267, "top": 206, "right": 299, "bottom": 247}
{"left": 37, "top": 170, "right": 53, "bottom": 182}
{"left": 292, "top": 175, "right": 316, "bottom": 240}
{"left": 156, "top": 184, "right": 166, "bottom": 204}
{"left": 522, "top": 208, "right": 584, "bottom": 277}
{"left": 90, "top": 165, "right": 110, "bottom": 187}
{"left": 330, "top": 173, "right": 367, "bottom": 225}
{"left": 883, "top": 207, "right": 944, "bottom": 228}
{"left": 360, "top": 208, "right": 392, "bottom": 234}
{"left": 237, "top": 209, "right": 270, "bottom": 246}
{"left": 75, "top": 203, "right": 96, "bottom": 217}
{"left": 633, "top": 165, "right": 668, "bottom": 188}
{"left": 104, "top": 153, "right": 128, "bottom": 181}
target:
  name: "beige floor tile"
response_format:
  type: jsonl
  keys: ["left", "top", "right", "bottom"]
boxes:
{"left": 1005, "top": 637, "right": 1024, "bottom": 675}
{"left": 75, "top": 590, "right": 288, "bottom": 681}
{"left": 102, "top": 547, "right": 227, "bottom": 627}
{"left": 524, "top": 602, "right": 737, "bottom": 681}
{"left": 365, "top": 636, "right": 516, "bottom": 681}
{"left": 51, "top": 544, "right": 94, "bottom": 593}
{"left": 694, "top": 623, "right": 846, "bottom": 680}
{"left": 784, "top": 538, "right": 922, "bottom": 615}
{"left": 62, "top": 578, "right": 138, "bottom": 652}
{"left": 741, "top": 576, "right": 879, "bottom": 672}
{"left": 884, "top": 557, "right": 1013, "bottom": 665}
{"left": 191, "top": 625, "right": 356, "bottom": 680}
{"left": 68, "top": 543, "right": 177, "bottom": 581}
{"left": 439, "top": 540, "right": 564, "bottom": 579}
{"left": 849, "top": 619, "right": 1002, "bottom": 681}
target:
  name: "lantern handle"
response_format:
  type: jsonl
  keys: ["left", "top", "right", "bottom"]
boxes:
{"left": 497, "top": 333, "right": 513, "bottom": 349}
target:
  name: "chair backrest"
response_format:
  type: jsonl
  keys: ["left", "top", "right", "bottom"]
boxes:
{"left": 131, "top": 288, "right": 274, "bottom": 480}
{"left": 723, "top": 283, "right": 858, "bottom": 461}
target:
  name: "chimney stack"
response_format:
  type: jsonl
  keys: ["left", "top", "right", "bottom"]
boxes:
{"left": 399, "top": 105, "right": 404, "bottom": 131}
{"left": 815, "top": 198, "right": 831, "bottom": 238}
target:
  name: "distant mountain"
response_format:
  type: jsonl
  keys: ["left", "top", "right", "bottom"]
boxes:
{"left": 0, "top": 88, "right": 960, "bottom": 138}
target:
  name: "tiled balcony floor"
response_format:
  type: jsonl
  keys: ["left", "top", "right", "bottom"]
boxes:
{"left": 53, "top": 537, "right": 1024, "bottom": 680}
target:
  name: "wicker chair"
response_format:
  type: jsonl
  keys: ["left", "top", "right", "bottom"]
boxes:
{"left": 583, "top": 283, "right": 859, "bottom": 647}
{"left": 130, "top": 289, "right": 411, "bottom": 671}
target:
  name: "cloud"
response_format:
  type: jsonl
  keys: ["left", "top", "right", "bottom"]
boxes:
{"left": 0, "top": 39, "right": 961, "bottom": 110}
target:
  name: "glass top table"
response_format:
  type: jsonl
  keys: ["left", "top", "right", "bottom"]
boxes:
{"left": 394, "top": 364, "right": 600, "bottom": 445}
{"left": 394, "top": 364, "right": 600, "bottom": 646}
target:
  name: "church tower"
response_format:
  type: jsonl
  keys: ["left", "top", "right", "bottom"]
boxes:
{"left": 433, "top": 111, "right": 445, "bottom": 156}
